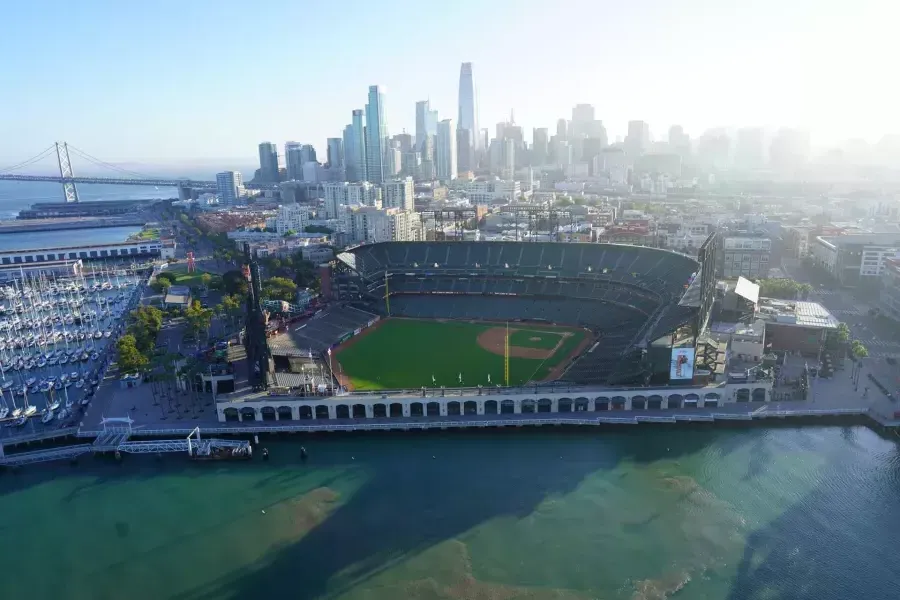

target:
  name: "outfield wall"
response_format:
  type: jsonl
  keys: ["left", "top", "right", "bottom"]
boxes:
{"left": 217, "top": 381, "right": 772, "bottom": 422}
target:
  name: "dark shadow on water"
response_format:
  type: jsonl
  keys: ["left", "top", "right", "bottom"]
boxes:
{"left": 727, "top": 441, "right": 900, "bottom": 600}
{"left": 0, "top": 425, "right": 771, "bottom": 600}
{"left": 171, "top": 426, "right": 731, "bottom": 600}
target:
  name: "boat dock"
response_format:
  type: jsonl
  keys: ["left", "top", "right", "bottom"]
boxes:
{"left": 0, "top": 417, "right": 251, "bottom": 467}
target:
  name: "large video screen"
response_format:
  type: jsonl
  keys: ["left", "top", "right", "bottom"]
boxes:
{"left": 670, "top": 347, "right": 695, "bottom": 380}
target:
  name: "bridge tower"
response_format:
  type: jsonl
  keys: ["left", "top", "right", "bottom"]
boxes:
{"left": 55, "top": 142, "right": 80, "bottom": 203}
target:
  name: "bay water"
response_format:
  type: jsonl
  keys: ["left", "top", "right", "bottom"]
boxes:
{"left": 1, "top": 425, "right": 898, "bottom": 600}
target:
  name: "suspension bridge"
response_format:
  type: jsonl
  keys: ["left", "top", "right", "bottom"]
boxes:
{"left": 0, "top": 142, "right": 275, "bottom": 203}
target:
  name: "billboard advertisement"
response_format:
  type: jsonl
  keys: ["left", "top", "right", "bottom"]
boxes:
{"left": 670, "top": 347, "right": 695, "bottom": 380}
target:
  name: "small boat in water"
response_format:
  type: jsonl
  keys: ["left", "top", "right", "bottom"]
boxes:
{"left": 0, "top": 406, "right": 8, "bottom": 419}
{"left": 80, "top": 397, "right": 90, "bottom": 406}
{"left": 75, "top": 380, "right": 84, "bottom": 389}
{"left": 90, "top": 352, "right": 99, "bottom": 361}
{"left": 57, "top": 408, "right": 69, "bottom": 421}
{"left": 23, "top": 405, "right": 37, "bottom": 417}
{"left": 41, "top": 410, "right": 54, "bottom": 424}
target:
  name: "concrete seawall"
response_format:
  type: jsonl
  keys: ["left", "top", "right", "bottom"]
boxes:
{"left": 0, "top": 217, "right": 145, "bottom": 233}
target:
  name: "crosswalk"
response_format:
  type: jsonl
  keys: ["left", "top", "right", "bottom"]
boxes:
{"left": 867, "top": 351, "right": 900, "bottom": 359}
{"left": 865, "top": 339, "right": 900, "bottom": 348}
{"left": 830, "top": 308, "right": 863, "bottom": 316}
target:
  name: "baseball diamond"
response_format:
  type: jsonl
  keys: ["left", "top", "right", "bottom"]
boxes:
{"left": 333, "top": 318, "right": 591, "bottom": 390}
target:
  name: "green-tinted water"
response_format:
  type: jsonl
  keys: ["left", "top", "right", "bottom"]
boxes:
{"left": 1, "top": 426, "right": 898, "bottom": 600}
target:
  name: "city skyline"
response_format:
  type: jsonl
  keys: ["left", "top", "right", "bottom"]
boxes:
{"left": 0, "top": 0, "right": 897, "bottom": 165}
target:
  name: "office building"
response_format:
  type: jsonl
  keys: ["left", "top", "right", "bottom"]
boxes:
{"left": 326, "top": 138, "right": 344, "bottom": 169}
{"left": 383, "top": 177, "right": 415, "bottom": 211}
{"left": 570, "top": 104, "right": 595, "bottom": 139}
{"left": 458, "top": 62, "right": 479, "bottom": 150}
{"left": 457, "top": 127, "right": 474, "bottom": 174}
{"left": 625, "top": 121, "right": 650, "bottom": 155}
{"left": 415, "top": 100, "right": 439, "bottom": 152}
{"left": 343, "top": 109, "right": 367, "bottom": 182}
{"left": 879, "top": 259, "right": 900, "bottom": 323}
{"left": 556, "top": 118, "right": 568, "bottom": 140}
{"left": 436, "top": 118, "right": 457, "bottom": 181}
{"left": 721, "top": 234, "right": 772, "bottom": 279}
{"left": 215, "top": 171, "right": 243, "bottom": 206}
{"left": 532, "top": 128, "right": 549, "bottom": 166}
{"left": 365, "top": 85, "right": 388, "bottom": 183}
{"left": 257, "top": 142, "right": 279, "bottom": 183}
{"left": 285, "top": 142, "right": 303, "bottom": 181}
{"left": 810, "top": 233, "right": 900, "bottom": 286}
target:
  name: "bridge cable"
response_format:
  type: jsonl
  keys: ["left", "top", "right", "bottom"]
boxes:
{"left": 67, "top": 144, "right": 164, "bottom": 180}
{"left": 0, "top": 145, "right": 57, "bottom": 174}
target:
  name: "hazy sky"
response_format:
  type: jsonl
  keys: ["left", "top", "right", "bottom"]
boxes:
{"left": 1, "top": 0, "right": 897, "bottom": 167}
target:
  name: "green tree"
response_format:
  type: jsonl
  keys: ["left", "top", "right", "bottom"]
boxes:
{"left": 851, "top": 340, "right": 869, "bottom": 358}
{"left": 222, "top": 294, "right": 244, "bottom": 326}
{"left": 222, "top": 270, "right": 250, "bottom": 296}
{"left": 157, "top": 271, "right": 177, "bottom": 286}
{"left": 200, "top": 273, "right": 212, "bottom": 288}
{"left": 262, "top": 276, "right": 298, "bottom": 302}
{"left": 184, "top": 300, "right": 214, "bottom": 343}
{"left": 836, "top": 322, "right": 851, "bottom": 343}
{"left": 117, "top": 335, "right": 149, "bottom": 374}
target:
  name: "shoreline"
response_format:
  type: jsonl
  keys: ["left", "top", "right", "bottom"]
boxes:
{"left": 0, "top": 406, "right": 884, "bottom": 468}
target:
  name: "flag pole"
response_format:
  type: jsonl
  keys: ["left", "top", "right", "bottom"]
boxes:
{"left": 384, "top": 272, "right": 391, "bottom": 316}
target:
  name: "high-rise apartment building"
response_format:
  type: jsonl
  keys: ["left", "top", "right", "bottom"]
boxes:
{"left": 323, "top": 182, "right": 348, "bottom": 219}
{"left": 215, "top": 171, "right": 243, "bottom": 206}
{"left": 347, "top": 181, "right": 379, "bottom": 207}
{"left": 383, "top": 177, "right": 415, "bottom": 211}
{"left": 343, "top": 109, "right": 367, "bottom": 182}
{"left": 556, "top": 118, "right": 568, "bottom": 140}
{"left": 365, "top": 85, "right": 388, "bottom": 184}
{"left": 345, "top": 206, "right": 421, "bottom": 244}
{"left": 458, "top": 63, "right": 479, "bottom": 151}
{"left": 257, "top": 142, "right": 279, "bottom": 183}
{"left": 275, "top": 203, "right": 311, "bottom": 235}
{"left": 326, "top": 138, "right": 344, "bottom": 169}
{"left": 436, "top": 118, "right": 458, "bottom": 181}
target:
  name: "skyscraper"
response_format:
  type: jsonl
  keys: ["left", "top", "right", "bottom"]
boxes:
{"left": 625, "top": 121, "right": 651, "bottom": 155}
{"left": 365, "top": 85, "right": 388, "bottom": 184}
{"left": 458, "top": 63, "right": 479, "bottom": 151}
{"left": 457, "top": 128, "right": 473, "bottom": 174}
{"left": 343, "top": 109, "right": 367, "bottom": 182}
{"left": 415, "top": 101, "right": 438, "bottom": 151}
{"left": 257, "top": 142, "right": 279, "bottom": 183}
{"left": 532, "top": 128, "right": 549, "bottom": 166}
{"left": 326, "top": 138, "right": 344, "bottom": 169}
{"left": 216, "top": 171, "right": 243, "bottom": 206}
{"left": 571, "top": 104, "right": 595, "bottom": 139}
{"left": 556, "top": 118, "right": 568, "bottom": 140}
{"left": 284, "top": 142, "right": 303, "bottom": 181}
{"left": 436, "top": 118, "right": 457, "bottom": 181}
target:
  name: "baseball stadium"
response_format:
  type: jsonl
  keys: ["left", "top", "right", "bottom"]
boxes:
{"left": 327, "top": 238, "right": 716, "bottom": 390}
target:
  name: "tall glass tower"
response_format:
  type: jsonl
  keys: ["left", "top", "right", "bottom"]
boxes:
{"left": 365, "top": 85, "right": 388, "bottom": 184}
{"left": 343, "top": 109, "right": 367, "bottom": 182}
{"left": 458, "top": 63, "right": 479, "bottom": 150}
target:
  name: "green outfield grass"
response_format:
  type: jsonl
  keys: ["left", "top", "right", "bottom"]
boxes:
{"left": 506, "top": 328, "right": 565, "bottom": 350}
{"left": 335, "top": 319, "right": 587, "bottom": 390}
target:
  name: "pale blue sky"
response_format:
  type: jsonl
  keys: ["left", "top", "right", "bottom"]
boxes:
{"left": 0, "top": 0, "right": 896, "bottom": 166}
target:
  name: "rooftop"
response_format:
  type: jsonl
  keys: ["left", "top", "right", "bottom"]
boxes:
{"left": 756, "top": 298, "right": 839, "bottom": 329}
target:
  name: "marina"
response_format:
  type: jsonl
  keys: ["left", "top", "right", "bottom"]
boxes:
{"left": 0, "top": 264, "right": 141, "bottom": 435}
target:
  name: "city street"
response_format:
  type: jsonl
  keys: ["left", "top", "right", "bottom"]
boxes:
{"left": 781, "top": 258, "right": 900, "bottom": 412}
